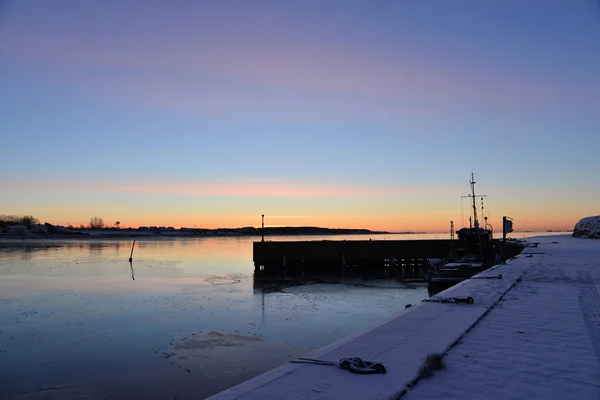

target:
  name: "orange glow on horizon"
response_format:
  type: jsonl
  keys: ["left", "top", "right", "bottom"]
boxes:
{"left": 43, "top": 213, "right": 578, "bottom": 234}
{"left": 4, "top": 178, "right": 586, "bottom": 234}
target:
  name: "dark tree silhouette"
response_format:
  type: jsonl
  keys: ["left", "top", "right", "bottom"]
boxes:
{"left": 89, "top": 217, "right": 105, "bottom": 229}
{"left": 0, "top": 215, "right": 39, "bottom": 228}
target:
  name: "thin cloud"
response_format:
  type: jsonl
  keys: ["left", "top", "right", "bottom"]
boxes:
{"left": 4, "top": 30, "right": 596, "bottom": 120}
{"left": 4, "top": 178, "right": 451, "bottom": 198}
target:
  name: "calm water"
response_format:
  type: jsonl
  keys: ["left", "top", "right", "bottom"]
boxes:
{"left": 0, "top": 232, "right": 555, "bottom": 399}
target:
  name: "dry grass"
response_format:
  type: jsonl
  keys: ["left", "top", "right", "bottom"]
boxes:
{"left": 418, "top": 352, "right": 446, "bottom": 378}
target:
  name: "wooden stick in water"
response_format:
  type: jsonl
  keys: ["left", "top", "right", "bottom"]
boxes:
{"left": 129, "top": 240, "right": 136, "bottom": 262}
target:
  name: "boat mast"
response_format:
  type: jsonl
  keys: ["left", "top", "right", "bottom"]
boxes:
{"left": 470, "top": 173, "right": 485, "bottom": 262}
{"left": 470, "top": 173, "right": 479, "bottom": 229}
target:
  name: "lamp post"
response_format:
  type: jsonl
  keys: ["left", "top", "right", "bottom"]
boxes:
{"left": 261, "top": 214, "right": 264, "bottom": 242}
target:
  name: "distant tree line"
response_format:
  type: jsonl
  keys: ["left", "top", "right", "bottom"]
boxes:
{"left": 0, "top": 215, "right": 39, "bottom": 228}
{"left": 0, "top": 215, "right": 111, "bottom": 230}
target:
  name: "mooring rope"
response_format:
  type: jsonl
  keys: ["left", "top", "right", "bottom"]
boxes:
{"left": 467, "top": 274, "right": 503, "bottom": 280}
{"left": 422, "top": 296, "right": 475, "bottom": 305}
{"left": 290, "top": 356, "right": 387, "bottom": 374}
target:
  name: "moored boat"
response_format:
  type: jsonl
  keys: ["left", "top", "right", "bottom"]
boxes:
{"left": 428, "top": 173, "right": 501, "bottom": 294}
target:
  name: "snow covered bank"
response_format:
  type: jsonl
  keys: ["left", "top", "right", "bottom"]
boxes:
{"left": 573, "top": 215, "right": 600, "bottom": 238}
{"left": 209, "top": 236, "right": 600, "bottom": 400}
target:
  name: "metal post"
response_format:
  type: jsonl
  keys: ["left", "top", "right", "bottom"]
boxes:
{"left": 261, "top": 214, "right": 264, "bottom": 242}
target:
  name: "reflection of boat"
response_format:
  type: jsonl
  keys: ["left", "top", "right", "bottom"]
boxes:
{"left": 428, "top": 173, "right": 500, "bottom": 294}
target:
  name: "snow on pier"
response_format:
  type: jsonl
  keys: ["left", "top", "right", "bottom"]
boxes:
{"left": 209, "top": 235, "right": 600, "bottom": 400}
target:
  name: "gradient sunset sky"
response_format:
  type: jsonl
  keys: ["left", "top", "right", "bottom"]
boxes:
{"left": 1, "top": 0, "right": 599, "bottom": 232}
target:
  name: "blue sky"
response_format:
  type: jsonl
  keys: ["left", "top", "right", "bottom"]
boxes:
{"left": 1, "top": 0, "right": 599, "bottom": 231}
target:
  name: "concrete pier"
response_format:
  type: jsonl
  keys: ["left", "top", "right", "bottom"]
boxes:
{"left": 211, "top": 235, "right": 600, "bottom": 399}
{"left": 254, "top": 239, "right": 450, "bottom": 280}
{"left": 253, "top": 239, "right": 522, "bottom": 281}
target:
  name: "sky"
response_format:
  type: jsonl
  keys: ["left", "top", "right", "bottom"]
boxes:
{"left": 1, "top": 0, "right": 599, "bottom": 232}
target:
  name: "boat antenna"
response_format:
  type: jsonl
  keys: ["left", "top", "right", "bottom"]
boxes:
{"left": 470, "top": 173, "right": 479, "bottom": 229}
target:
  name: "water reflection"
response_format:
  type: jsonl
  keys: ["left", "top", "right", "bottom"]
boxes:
{"left": 252, "top": 274, "right": 421, "bottom": 294}
{"left": 129, "top": 260, "right": 135, "bottom": 281}
{"left": 88, "top": 243, "right": 106, "bottom": 258}
{"left": 0, "top": 241, "right": 62, "bottom": 256}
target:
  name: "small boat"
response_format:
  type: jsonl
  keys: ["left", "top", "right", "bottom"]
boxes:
{"left": 428, "top": 173, "right": 501, "bottom": 294}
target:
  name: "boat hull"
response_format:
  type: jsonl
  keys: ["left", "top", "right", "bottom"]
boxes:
{"left": 427, "top": 261, "right": 497, "bottom": 295}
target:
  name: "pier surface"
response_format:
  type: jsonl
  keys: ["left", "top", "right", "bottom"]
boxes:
{"left": 210, "top": 235, "right": 600, "bottom": 399}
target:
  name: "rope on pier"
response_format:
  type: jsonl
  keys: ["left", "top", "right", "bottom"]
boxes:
{"left": 467, "top": 274, "right": 503, "bottom": 280}
{"left": 290, "top": 356, "right": 387, "bottom": 374}
{"left": 422, "top": 296, "right": 475, "bottom": 305}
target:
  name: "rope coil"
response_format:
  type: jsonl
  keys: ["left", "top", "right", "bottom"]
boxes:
{"left": 422, "top": 296, "right": 475, "bottom": 305}
{"left": 468, "top": 274, "right": 503, "bottom": 280}
{"left": 290, "top": 356, "right": 387, "bottom": 374}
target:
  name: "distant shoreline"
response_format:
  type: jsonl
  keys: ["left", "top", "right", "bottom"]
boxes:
{"left": 0, "top": 232, "right": 391, "bottom": 240}
{"left": 0, "top": 226, "right": 422, "bottom": 241}
{"left": 0, "top": 229, "right": 566, "bottom": 241}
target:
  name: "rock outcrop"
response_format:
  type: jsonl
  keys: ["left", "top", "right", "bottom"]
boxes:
{"left": 572, "top": 216, "right": 600, "bottom": 238}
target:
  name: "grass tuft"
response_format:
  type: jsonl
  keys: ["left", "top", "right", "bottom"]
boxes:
{"left": 418, "top": 352, "right": 446, "bottom": 378}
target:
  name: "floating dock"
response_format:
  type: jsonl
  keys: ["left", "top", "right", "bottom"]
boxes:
{"left": 214, "top": 235, "right": 600, "bottom": 399}
{"left": 253, "top": 239, "right": 523, "bottom": 281}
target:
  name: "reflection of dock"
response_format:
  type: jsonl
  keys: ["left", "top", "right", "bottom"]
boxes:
{"left": 253, "top": 239, "right": 523, "bottom": 281}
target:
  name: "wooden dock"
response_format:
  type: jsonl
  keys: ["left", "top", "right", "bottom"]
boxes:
{"left": 253, "top": 239, "right": 522, "bottom": 281}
